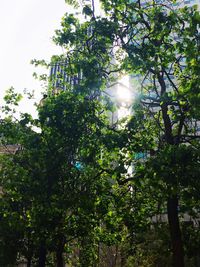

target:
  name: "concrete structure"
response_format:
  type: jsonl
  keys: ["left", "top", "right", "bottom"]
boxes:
{"left": 0, "top": 144, "right": 21, "bottom": 155}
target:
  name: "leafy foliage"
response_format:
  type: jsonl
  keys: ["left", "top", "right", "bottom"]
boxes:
{"left": 1, "top": 1, "right": 200, "bottom": 266}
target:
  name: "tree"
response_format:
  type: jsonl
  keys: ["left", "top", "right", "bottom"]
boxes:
{"left": 52, "top": 1, "right": 200, "bottom": 266}
{"left": 1, "top": 1, "right": 200, "bottom": 266}
{"left": 0, "top": 88, "right": 125, "bottom": 266}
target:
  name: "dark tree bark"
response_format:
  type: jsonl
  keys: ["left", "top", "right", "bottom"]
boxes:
{"left": 56, "top": 246, "right": 64, "bottom": 267}
{"left": 56, "top": 235, "right": 65, "bottom": 267}
{"left": 158, "top": 73, "right": 185, "bottom": 267}
{"left": 27, "top": 257, "right": 32, "bottom": 267}
{"left": 167, "top": 196, "right": 184, "bottom": 267}
{"left": 38, "top": 241, "right": 47, "bottom": 267}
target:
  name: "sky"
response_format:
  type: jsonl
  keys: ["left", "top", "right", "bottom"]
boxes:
{"left": 0, "top": 0, "right": 69, "bottom": 117}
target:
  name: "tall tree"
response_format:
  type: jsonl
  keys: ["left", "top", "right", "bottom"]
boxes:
{"left": 53, "top": 1, "right": 200, "bottom": 266}
{"left": 1, "top": 1, "right": 200, "bottom": 266}
{"left": 0, "top": 89, "right": 124, "bottom": 266}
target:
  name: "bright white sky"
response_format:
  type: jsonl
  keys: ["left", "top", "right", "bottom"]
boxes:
{"left": 0, "top": 0, "right": 69, "bottom": 117}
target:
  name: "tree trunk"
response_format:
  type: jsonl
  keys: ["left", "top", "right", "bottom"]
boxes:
{"left": 56, "top": 235, "right": 66, "bottom": 267}
{"left": 38, "top": 241, "right": 46, "bottom": 267}
{"left": 56, "top": 247, "right": 64, "bottom": 267}
{"left": 167, "top": 196, "right": 184, "bottom": 267}
{"left": 27, "top": 257, "right": 32, "bottom": 267}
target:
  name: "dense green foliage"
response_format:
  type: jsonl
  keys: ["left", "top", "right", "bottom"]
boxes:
{"left": 0, "top": 90, "right": 125, "bottom": 266}
{"left": 1, "top": 0, "right": 200, "bottom": 266}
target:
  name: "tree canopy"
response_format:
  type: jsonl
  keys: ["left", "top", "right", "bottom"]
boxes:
{"left": 1, "top": 1, "right": 200, "bottom": 266}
